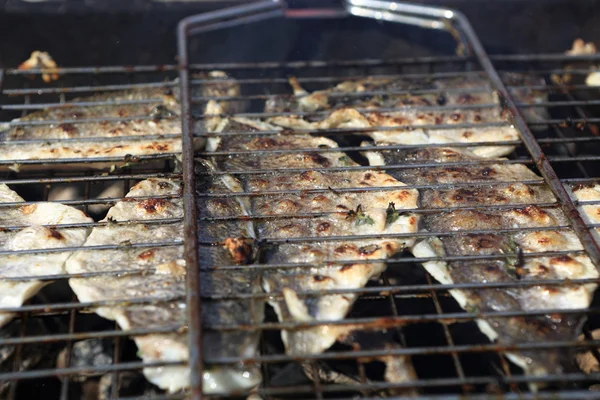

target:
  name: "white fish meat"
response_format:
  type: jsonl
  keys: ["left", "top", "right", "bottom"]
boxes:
{"left": 67, "top": 176, "right": 263, "bottom": 394}
{"left": 0, "top": 70, "right": 235, "bottom": 170}
{"left": 0, "top": 184, "right": 92, "bottom": 328}
{"left": 265, "top": 74, "right": 548, "bottom": 158}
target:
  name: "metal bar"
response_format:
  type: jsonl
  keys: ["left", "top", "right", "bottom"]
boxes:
{"left": 0, "top": 172, "right": 180, "bottom": 185}
{"left": 202, "top": 339, "right": 600, "bottom": 364}
{"left": 2, "top": 53, "right": 599, "bottom": 77}
{"left": 0, "top": 217, "right": 181, "bottom": 231}
{"left": 2, "top": 274, "right": 597, "bottom": 310}
{"left": 58, "top": 298, "right": 77, "bottom": 400}
{"left": 193, "top": 179, "right": 546, "bottom": 197}
{"left": 1, "top": 98, "right": 162, "bottom": 111}
{"left": 0, "top": 134, "right": 180, "bottom": 145}
{"left": 178, "top": 15, "right": 204, "bottom": 400}
{"left": 0, "top": 360, "right": 185, "bottom": 381}
{"left": 0, "top": 249, "right": 585, "bottom": 282}
{"left": 0, "top": 325, "right": 184, "bottom": 347}
{"left": 6, "top": 65, "right": 179, "bottom": 75}
{"left": 198, "top": 274, "right": 598, "bottom": 300}
{"left": 0, "top": 240, "right": 182, "bottom": 256}
{"left": 3, "top": 81, "right": 178, "bottom": 96}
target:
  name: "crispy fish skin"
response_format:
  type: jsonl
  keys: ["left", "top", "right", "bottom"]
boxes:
{"left": 67, "top": 178, "right": 262, "bottom": 394}
{"left": 0, "top": 184, "right": 92, "bottom": 328}
{"left": 369, "top": 146, "right": 598, "bottom": 378}
{"left": 199, "top": 113, "right": 419, "bottom": 385}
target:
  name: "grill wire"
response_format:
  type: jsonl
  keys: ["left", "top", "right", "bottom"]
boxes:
{"left": 2, "top": 36, "right": 600, "bottom": 400}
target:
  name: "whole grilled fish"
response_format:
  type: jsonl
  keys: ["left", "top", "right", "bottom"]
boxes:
{"left": 366, "top": 145, "right": 598, "bottom": 380}
{"left": 66, "top": 177, "right": 263, "bottom": 394}
{"left": 0, "top": 183, "right": 92, "bottom": 328}
{"left": 199, "top": 108, "right": 420, "bottom": 387}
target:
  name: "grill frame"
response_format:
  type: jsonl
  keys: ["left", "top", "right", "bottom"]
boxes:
{"left": 0, "top": 0, "right": 600, "bottom": 399}
{"left": 177, "top": 1, "right": 600, "bottom": 398}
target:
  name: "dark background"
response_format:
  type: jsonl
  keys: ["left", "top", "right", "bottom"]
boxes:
{"left": 0, "top": 0, "right": 599, "bottom": 68}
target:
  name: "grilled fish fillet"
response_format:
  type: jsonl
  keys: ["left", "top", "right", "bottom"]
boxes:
{"left": 0, "top": 70, "right": 234, "bottom": 170}
{"left": 200, "top": 110, "right": 419, "bottom": 384}
{"left": 66, "top": 178, "right": 263, "bottom": 394}
{"left": 364, "top": 146, "right": 598, "bottom": 379}
{"left": 265, "top": 74, "right": 547, "bottom": 158}
{"left": 267, "top": 74, "right": 548, "bottom": 124}
{"left": 1, "top": 87, "right": 183, "bottom": 164}
{"left": 0, "top": 184, "right": 92, "bottom": 328}
{"left": 573, "top": 184, "right": 600, "bottom": 238}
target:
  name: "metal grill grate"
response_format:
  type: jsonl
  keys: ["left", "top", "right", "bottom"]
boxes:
{"left": 176, "top": 1, "right": 600, "bottom": 399}
{"left": 0, "top": 1, "right": 599, "bottom": 399}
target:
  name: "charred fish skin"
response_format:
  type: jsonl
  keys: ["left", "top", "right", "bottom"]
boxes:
{"left": 373, "top": 145, "right": 598, "bottom": 378}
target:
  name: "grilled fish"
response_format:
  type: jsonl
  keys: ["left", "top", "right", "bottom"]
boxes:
{"left": 265, "top": 74, "right": 548, "bottom": 158}
{"left": 200, "top": 109, "right": 419, "bottom": 385}
{"left": 267, "top": 74, "right": 548, "bottom": 125}
{"left": 66, "top": 179, "right": 187, "bottom": 392}
{"left": 572, "top": 183, "right": 600, "bottom": 238}
{"left": 66, "top": 178, "right": 263, "bottom": 394}
{"left": 0, "top": 184, "right": 92, "bottom": 328}
{"left": 0, "top": 70, "right": 235, "bottom": 170}
{"left": 262, "top": 73, "right": 598, "bottom": 382}
{"left": 364, "top": 145, "right": 598, "bottom": 379}
{"left": 0, "top": 87, "right": 183, "bottom": 167}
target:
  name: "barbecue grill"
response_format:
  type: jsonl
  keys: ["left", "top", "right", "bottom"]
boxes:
{"left": 2, "top": 0, "right": 600, "bottom": 399}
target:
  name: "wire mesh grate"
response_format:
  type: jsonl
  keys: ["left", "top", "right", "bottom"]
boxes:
{"left": 1, "top": 1, "right": 600, "bottom": 399}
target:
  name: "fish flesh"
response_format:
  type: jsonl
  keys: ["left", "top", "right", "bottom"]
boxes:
{"left": 265, "top": 74, "right": 548, "bottom": 158}
{"left": 573, "top": 183, "right": 600, "bottom": 239}
{"left": 66, "top": 178, "right": 187, "bottom": 392}
{"left": 0, "top": 86, "right": 183, "bottom": 165}
{"left": 0, "top": 70, "right": 234, "bottom": 170}
{"left": 0, "top": 183, "right": 92, "bottom": 328}
{"left": 266, "top": 74, "right": 548, "bottom": 125}
{"left": 66, "top": 177, "right": 263, "bottom": 394}
{"left": 364, "top": 145, "right": 598, "bottom": 379}
{"left": 199, "top": 109, "right": 419, "bottom": 385}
